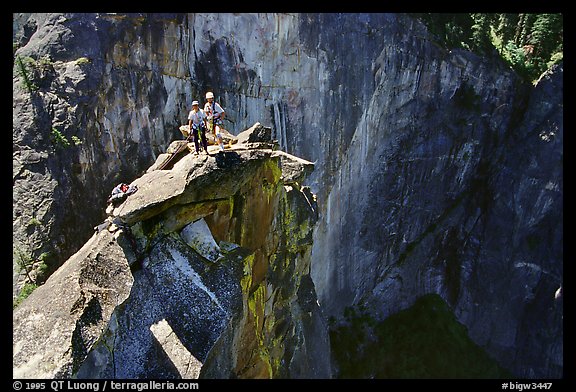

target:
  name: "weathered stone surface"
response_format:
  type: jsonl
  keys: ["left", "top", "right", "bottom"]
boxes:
{"left": 13, "top": 229, "right": 134, "bottom": 378}
{"left": 112, "top": 143, "right": 314, "bottom": 228}
{"left": 311, "top": 53, "right": 563, "bottom": 378}
{"left": 159, "top": 199, "right": 226, "bottom": 234}
{"left": 180, "top": 218, "right": 222, "bottom": 262}
{"left": 271, "top": 150, "right": 315, "bottom": 184}
{"left": 149, "top": 319, "right": 204, "bottom": 379}
{"left": 180, "top": 124, "right": 238, "bottom": 146}
{"left": 76, "top": 234, "right": 244, "bottom": 379}
{"left": 200, "top": 182, "right": 329, "bottom": 378}
{"left": 113, "top": 149, "right": 275, "bottom": 225}
{"left": 13, "top": 13, "right": 195, "bottom": 297}
{"left": 235, "top": 122, "right": 273, "bottom": 144}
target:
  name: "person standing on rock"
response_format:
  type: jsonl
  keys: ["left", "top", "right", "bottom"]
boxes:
{"left": 204, "top": 91, "right": 226, "bottom": 152}
{"left": 187, "top": 100, "right": 209, "bottom": 155}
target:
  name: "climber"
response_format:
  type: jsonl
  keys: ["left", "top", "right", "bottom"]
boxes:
{"left": 187, "top": 100, "right": 209, "bottom": 154}
{"left": 107, "top": 182, "right": 138, "bottom": 206}
{"left": 204, "top": 91, "right": 226, "bottom": 152}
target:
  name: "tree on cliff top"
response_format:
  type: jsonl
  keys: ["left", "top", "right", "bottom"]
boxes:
{"left": 413, "top": 13, "right": 563, "bottom": 82}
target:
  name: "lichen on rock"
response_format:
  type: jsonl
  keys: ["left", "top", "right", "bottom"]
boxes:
{"left": 13, "top": 123, "right": 330, "bottom": 379}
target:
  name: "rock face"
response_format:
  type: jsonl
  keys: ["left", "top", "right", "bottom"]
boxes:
{"left": 13, "top": 13, "right": 562, "bottom": 378}
{"left": 13, "top": 13, "right": 196, "bottom": 297}
{"left": 13, "top": 229, "right": 134, "bottom": 378}
{"left": 310, "top": 48, "right": 563, "bottom": 379}
{"left": 13, "top": 126, "right": 331, "bottom": 379}
{"left": 308, "top": 37, "right": 563, "bottom": 379}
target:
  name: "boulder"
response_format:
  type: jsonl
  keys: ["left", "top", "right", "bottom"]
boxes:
{"left": 235, "top": 122, "right": 273, "bottom": 144}
{"left": 180, "top": 218, "right": 223, "bottom": 262}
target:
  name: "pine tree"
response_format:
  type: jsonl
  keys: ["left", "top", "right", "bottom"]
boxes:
{"left": 470, "top": 13, "right": 493, "bottom": 54}
{"left": 413, "top": 13, "right": 562, "bottom": 81}
{"left": 530, "top": 14, "right": 563, "bottom": 61}
{"left": 496, "top": 14, "right": 519, "bottom": 48}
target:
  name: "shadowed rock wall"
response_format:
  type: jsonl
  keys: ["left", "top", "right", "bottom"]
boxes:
{"left": 13, "top": 13, "right": 562, "bottom": 378}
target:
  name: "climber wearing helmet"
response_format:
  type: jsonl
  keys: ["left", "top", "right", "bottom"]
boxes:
{"left": 204, "top": 91, "right": 226, "bottom": 152}
{"left": 187, "top": 100, "right": 209, "bottom": 154}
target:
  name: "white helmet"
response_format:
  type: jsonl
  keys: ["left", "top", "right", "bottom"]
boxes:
{"left": 192, "top": 100, "right": 199, "bottom": 106}
{"left": 205, "top": 92, "right": 214, "bottom": 99}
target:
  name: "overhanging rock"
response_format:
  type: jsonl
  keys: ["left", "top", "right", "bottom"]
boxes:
{"left": 14, "top": 122, "right": 331, "bottom": 379}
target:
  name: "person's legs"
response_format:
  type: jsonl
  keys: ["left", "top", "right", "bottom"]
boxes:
{"left": 200, "top": 129, "right": 208, "bottom": 153}
{"left": 215, "top": 125, "right": 225, "bottom": 151}
{"left": 192, "top": 126, "right": 200, "bottom": 153}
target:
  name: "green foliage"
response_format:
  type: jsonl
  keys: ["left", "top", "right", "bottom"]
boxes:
{"left": 15, "top": 248, "right": 34, "bottom": 273}
{"left": 15, "top": 246, "right": 51, "bottom": 286}
{"left": 51, "top": 128, "right": 71, "bottom": 148}
{"left": 15, "top": 247, "right": 37, "bottom": 289}
{"left": 38, "top": 54, "right": 53, "bottom": 67}
{"left": 13, "top": 282, "right": 38, "bottom": 309}
{"left": 15, "top": 55, "right": 38, "bottom": 94}
{"left": 330, "top": 294, "right": 512, "bottom": 378}
{"left": 50, "top": 128, "right": 83, "bottom": 149}
{"left": 75, "top": 57, "right": 91, "bottom": 65}
{"left": 38, "top": 251, "right": 51, "bottom": 264}
{"left": 470, "top": 13, "right": 494, "bottom": 54}
{"left": 28, "top": 217, "right": 42, "bottom": 226}
{"left": 71, "top": 135, "right": 83, "bottom": 145}
{"left": 547, "top": 52, "right": 563, "bottom": 69}
{"left": 414, "top": 13, "right": 563, "bottom": 82}
{"left": 500, "top": 41, "right": 538, "bottom": 81}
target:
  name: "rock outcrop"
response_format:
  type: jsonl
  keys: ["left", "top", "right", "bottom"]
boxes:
{"left": 12, "top": 228, "right": 134, "bottom": 378}
{"left": 13, "top": 124, "right": 331, "bottom": 379}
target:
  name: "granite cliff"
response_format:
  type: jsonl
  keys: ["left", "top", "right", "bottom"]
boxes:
{"left": 13, "top": 13, "right": 562, "bottom": 378}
